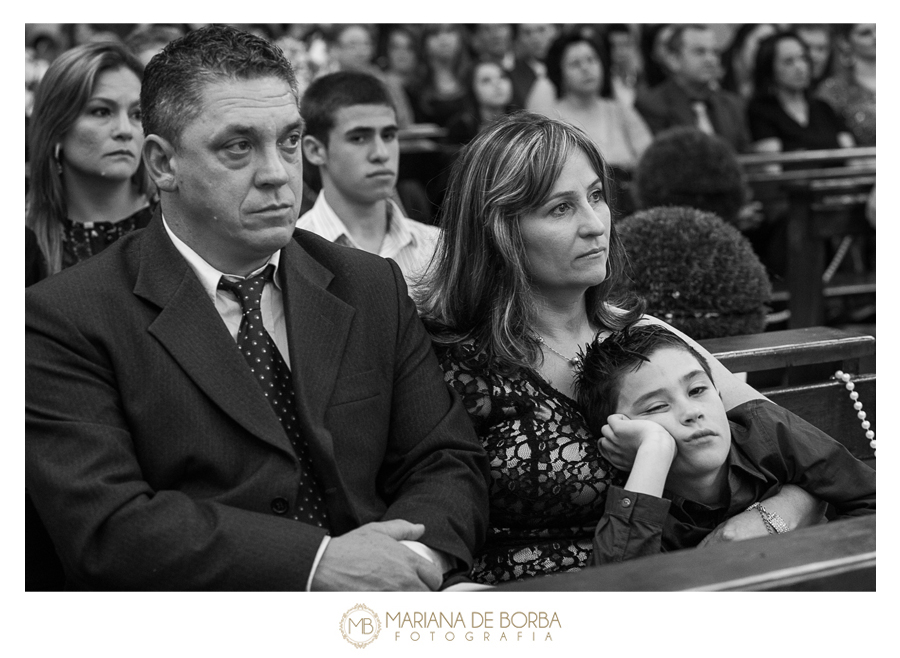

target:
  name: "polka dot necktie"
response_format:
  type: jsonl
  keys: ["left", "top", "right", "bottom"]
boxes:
{"left": 218, "top": 265, "right": 330, "bottom": 530}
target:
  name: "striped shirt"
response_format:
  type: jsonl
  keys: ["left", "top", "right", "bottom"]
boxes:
{"left": 297, "top": 192, "right": 440, "bottom": 286}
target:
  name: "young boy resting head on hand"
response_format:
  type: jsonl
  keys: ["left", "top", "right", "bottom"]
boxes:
{"left": 575, "top": 324, "right": 875, "bottom": 564}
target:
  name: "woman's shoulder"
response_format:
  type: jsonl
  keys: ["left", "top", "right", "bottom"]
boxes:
{"left": 432, "top": 336, "right": 488, "bottom": 371}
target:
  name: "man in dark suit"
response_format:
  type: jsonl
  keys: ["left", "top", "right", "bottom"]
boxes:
{"left": 507, "top": 24, "right": 559, "bottom": 110}
{"left": 635, "top": 24, "right": 751, "bottom": 153}
{"left": 25, "top": 25, "right": 489, "bottom": 591}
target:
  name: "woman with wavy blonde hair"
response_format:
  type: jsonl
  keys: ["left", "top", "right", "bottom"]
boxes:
{"left": 26, "top": 41, "right": 152, "bottom": 279}
{"left": 417, "top": 111, "right": 824, "bottom": 585}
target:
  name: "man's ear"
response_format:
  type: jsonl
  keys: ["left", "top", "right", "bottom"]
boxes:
{"left": 302, "top": 135, "right": 328, "bottom": 167}
{"left": 143, "top": 135, "right": 178, "bottom": 193}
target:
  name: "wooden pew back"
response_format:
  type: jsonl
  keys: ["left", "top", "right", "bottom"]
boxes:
{"left": 700, "top": 326, "right": 876, "bottom": 469}
{"left": 737, "top": 148, "right": 876, "bottom": 328}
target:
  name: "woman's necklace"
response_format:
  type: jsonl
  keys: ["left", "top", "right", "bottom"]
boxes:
{"left": 536, "top": 334, "right": 582, "bottom": 368}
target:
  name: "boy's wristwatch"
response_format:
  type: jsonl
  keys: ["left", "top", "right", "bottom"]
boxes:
{"left": 746, "top": 501, "right": 790, "bottom": 534}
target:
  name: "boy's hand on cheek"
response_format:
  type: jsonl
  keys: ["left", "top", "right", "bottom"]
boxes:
{"left": 599, "top": 415, "right": 677, "bottom": 469}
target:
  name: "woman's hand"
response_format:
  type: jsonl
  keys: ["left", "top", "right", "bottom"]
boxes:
{"left": 599, "top": 414, "right": 673, "bottom": 470}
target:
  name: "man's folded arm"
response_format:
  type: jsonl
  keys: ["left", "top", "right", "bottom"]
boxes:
{"left": 375, "top": 260, "right": 491, "bottom": 573}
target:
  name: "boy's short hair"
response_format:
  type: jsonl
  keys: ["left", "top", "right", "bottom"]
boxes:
{"left": 300, "top": 71, "right": 396, "bottom": 145}
{"left": 575, "top": 324, "right": 714, "bottom": 437}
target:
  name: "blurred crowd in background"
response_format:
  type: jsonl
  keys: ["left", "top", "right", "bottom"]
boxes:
{"left": 24, "top": 23, "right": 875, "bottom": 335}
{"left": 24, "top": 23, "right": 875, "bottom": 147}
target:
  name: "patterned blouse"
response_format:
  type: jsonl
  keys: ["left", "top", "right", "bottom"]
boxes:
{"left": 434, "top": 339, "right": 626, "bottom": 585}
{"left": 61, "top": 205, "right": 153, "bottom": 270}
{"left": 817, "top": 73, "right": 876, "bottom": 147}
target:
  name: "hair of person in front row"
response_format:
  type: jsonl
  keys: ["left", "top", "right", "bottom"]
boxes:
{"left": 26, "top": 41, "right": 149, "bottom": 276}
{"left": 575, "top": 323, "right": 714, "bottom": 438}
{"left": 417, "top": 111, "right": 644, "bottom": 374}
{"left": 140, "top": 24, "right": 299, "bottom": 148}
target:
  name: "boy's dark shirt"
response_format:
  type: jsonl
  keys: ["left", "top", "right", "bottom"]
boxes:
{"left": 593, "top": 399, "right": 876, "bottom": 564}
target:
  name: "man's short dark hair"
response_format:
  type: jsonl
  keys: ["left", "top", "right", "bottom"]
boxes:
{"left": 141, "top": 24, "right": 299, "bottom": 147}
{"left": 575, "top": 324, "right": 714, "bottom": 437}
{"left": 300, "top": 71, "right": 395, "bottom": 145}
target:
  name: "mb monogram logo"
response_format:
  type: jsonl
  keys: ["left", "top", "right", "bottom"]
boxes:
{"left": 339, "top": 604, "right": 382, "bottom": 648}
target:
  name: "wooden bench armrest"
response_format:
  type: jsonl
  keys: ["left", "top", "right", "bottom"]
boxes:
{"left": 736, "top": 146, "right": 876, "bottom": 168}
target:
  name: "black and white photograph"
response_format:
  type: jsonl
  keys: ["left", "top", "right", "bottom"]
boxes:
{"left": 19, "top": 9, "right": 886, "bottom": 657}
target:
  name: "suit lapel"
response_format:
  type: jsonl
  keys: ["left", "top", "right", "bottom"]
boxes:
{"left": 133, "top": 213, "right": 294, "bottom": 458}
{"left": 668, "top": 80, "right": 698, "bottom": 128}
{"left": 279, "top": 238, "right": 355, "bottom": 476}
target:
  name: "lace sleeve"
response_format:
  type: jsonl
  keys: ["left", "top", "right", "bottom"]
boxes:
{"left": 434, "top": 344, "right": 493, "bottom": 434}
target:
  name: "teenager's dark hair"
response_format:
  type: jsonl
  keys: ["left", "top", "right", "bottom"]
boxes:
{"left": 575, "top": 324, "right": 713, "bottom": 437}
{"left": 300, "top": 70, "right": 395, "bottom": 144}
{"left": 545, "top": 31, "right": 613, "bottom": 99}
{"left": 141, "top": 24, "right": 298, "bottom": 147}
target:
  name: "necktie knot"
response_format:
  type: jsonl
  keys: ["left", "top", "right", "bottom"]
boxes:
{"left": 218, "top": 264, "right": 274, "bottom": 316}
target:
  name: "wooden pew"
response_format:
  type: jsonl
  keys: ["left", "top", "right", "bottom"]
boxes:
{"left": 701, "top": 326, "right": 876, "bottom": 468}
{"left": 498, "top": 515, "right": 875, "bottom": 591}
{"left": 736, "top": 148, "right": 876, "bottom": 329}
{"left": 498, "top": 327, "right": 876, "bottom": 591}
{"left": 783, "top": 175, "right": 875, "bottom": 328}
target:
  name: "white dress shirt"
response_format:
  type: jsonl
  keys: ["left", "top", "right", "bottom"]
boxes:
{"left": 297, "top": 192, "right": 440, "bottom": 285}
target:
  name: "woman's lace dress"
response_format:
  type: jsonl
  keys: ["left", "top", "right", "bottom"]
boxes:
{"left": 435, "top": 339, "right": 626, "bottom": 584}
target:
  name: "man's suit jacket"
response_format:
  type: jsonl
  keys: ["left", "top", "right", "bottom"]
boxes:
{"left": 635, "top": 78, "right": 751, "bottom": 153}
{"left": 25, "top": 212, "right": 489, "bottom": 590}
{"left": 508, "top": 58, "right": 538, "bottom": 111}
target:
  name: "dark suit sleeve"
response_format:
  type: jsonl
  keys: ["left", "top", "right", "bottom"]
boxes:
{"left": 634, "top": 87, "right": 670, "bottom": 135}
{"left": 374, "top": 261, "right": 490, "bottom": 570}
{"left": 25, "top": 227, "right": 46, "bottom": 287}
{"left": 26, "top": 285, "right": 327, "bottom": 590}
